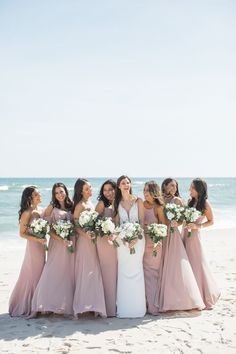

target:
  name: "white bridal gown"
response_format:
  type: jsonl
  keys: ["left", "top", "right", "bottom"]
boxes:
{"left": 116, "top": 201, "right": 146, "bottom": 318}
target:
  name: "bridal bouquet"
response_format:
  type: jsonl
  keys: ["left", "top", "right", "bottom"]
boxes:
{"left": 26, "top": 218, "right": 49, "bottom": 250}
{"left": 95, "top": 216, "right": 119, "bottom": 248}
{"left": 52, "top": 220, "right": 74, "bottom": 253}
{"left": 183, "top": 207, "right": 202, "bottom": 237}
{"left": 115, "top": 222, "right": 143, "bottom": 255}
{"left": 147, "top": 223, "right": 167, "bottom": 256}
{"left": 75, "top": 210, "right": 99, "bottom": 244}
{"left": 165, "top": 203, "right": 185, "bottom": 233}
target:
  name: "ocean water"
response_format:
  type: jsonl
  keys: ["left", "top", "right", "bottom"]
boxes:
{"left": 0, "top": 177, "right": 236, "bottom": 245}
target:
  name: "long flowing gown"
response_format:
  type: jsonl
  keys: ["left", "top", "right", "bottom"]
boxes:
{"left": 73, "top": 206, "right": 106, "bottom": 317}
{"left": 9, "top": 211, "right": 46, "bottom": 317}
{"left": 155, "top": 198, "right": 205, "bottom": 312}
{"left": 31, "top": 208, "right": 75, "bottom": 315}
{"left": 183, "top": 215, "right": 220, "bottom": 309}
{"left": 96, "top": 206, "right": 117, "bottom": 317}
{"left": 116, "top": 201, "right": 146, "bottom": 318}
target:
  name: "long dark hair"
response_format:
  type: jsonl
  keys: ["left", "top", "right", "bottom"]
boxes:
{"left": 97, "top": 179, "right": 117, "bottom": 208}
{"left": 114, "top": 175, "right": 133, "bottom": 217}
{"left": 72, "top": 178, "right": 89, "bottom": 212}
{"left": 188, "top": 178, "right": 208, "bottom": 212}
{"left": 144, "top": 181, "right": 164, "bottom": 206}
{"left": 18, "top": 186, "right": 37, "bottom": 221}
{"left": 161, "top": 178, "right": 180, "bottom": 197}
{"left": 51, "top": 182, "right": 73, "bottom": 211}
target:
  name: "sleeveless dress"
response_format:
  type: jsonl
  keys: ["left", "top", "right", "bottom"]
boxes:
{"left": 155, "top": 198, "right": 205, "bottom": 312}
{"left": 116, "top": 201, "right": 146, "bottom": 318}
{"left": 73, "top": 205, "right": 106, "bottom": 317}
{"left": 143, "top": 207, "right": 162, "bottom": 315}
{"left": 183, "top": 214, "right": 220, "bottom": 309}
{"left": 31, "top": 208, "right": 75, "bottom": 315}
{"left": 9, "top": 210, "right": 46, "bottom": 317}
{"left": 96, "top": 206, "right": 117, "bottom": 317}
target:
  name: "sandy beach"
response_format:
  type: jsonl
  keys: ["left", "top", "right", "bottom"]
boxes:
{"left": 1, "top": 227, "right": 236, "bottom": 353}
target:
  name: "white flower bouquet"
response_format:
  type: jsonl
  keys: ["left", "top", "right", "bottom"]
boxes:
{"left": 26, "top": 218, "right": 49, "bottom": 250}
{"left": 52, "top": 220, "right": 74, "bottom": 253}
{"left": 75, "top": 210, "right": 99, "bottom": 244}
{"left": 183, "top": 207, "right": 202, "bottom": 237}
{"left": 95, "top": 216, "right": 119, "bottom": 248}
{"left": 165, "top": 203, "right": 185, "bottom": 233}
{"left": 115, "top": 222, "right": 143, "bottom": 255}
{"left": 147, "top": 223, "right": 168, "bottom": 256}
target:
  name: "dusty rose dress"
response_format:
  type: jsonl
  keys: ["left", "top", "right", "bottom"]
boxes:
{"left": 73, "top": 206, "right": 106, "bottom": 317}
{"left": 143, "top": 207, "right": 162, "bottom": 315}
{"left": 9, "top": 211, "right": 46, "bottom": 317}
{"left": 183, "top": 215, "right": 220, "bottom": 309}
{"left": 96, "top": 206, "right": 117, "bottom": 317}
{"left": 31, "top": 208, "right": 75, "bottom": 315}
{"left": 155, "top": 198, "right": 205, "bottom": 312}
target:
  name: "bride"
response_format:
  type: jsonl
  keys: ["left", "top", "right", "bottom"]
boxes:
{"left": 114, "top": 175, "right": 146, "bottom": 318}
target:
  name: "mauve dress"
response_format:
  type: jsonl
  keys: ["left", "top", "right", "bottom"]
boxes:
{"left": 143, "top": 207, "right": 162, "bottom": 315}
{"left": 96, "top": 206, "right": 117, "bottom": 317}
{"left": 73, "top": 206, "right": 106, "bottom": 317}
{"left": 31, "top": 208, "right": 75, "bottom": 315}
{"left": 155, "top": 198, "right": 205, "bottom": 312}
{"left": 9, "top": 211, "right": 46, "bottom": 317}
{"left": 183, "top": 215, "right": 220, "bottom": 309}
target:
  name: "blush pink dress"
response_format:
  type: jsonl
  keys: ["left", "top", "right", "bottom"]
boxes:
{"left": 155, "top": 198, "right": 205, "bottom": 312}
{"left": 183, "top": 214, "right": 220, "bottom": 309}
{"left": 143, "top": 207, "right": 162, "bottom": 315}
{"left": 96, "top": 206, "right": 117, "bottom": 317}
{"left": 73, "top": 205, "right": 106, "bottom": 317}
{"left": 9, "top": 210, "right": 46, "bottom": 317}
{"left": 31, "top": 208, "right": 75, "bottom": 315}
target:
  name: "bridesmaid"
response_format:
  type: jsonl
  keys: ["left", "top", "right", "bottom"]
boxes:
{"left": 156, "top": 178, "right": 205, "bottom": 312}
{"left": 31, "top": 183, "right": 75, "bottom": 317}
{"left": 73, "top": 178, "right": 106, "bottom": 318}
{"left": 95, "top": 179, "right": 117, "bottom": 317}
{"left": 143, "top": 181, "right": 167, "bottom": 315}
{"left": 9, "top": 186, "right": 46, "bottom": 317}
{"left": 114, "top": 175, "right": 146, "bottom": 318}
{"left": 183, "top": 178, "right": 220, "bottom": 309}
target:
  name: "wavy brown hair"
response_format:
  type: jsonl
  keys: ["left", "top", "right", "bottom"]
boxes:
{"left": 18, "top": 186, "right": 37, "bottom": 221}
{"left": 161, "top": 178, "right": 180, "bottom": 197}
{"left": 72, "top": 178, "right": 89, "bottom": 212}
{"left": 51, "top": 182, "right": 73, "bottom": 211}
{"left": 144, "top": 180, "right": 164, "bottom": 206}
{"left": 97, "top": 179, "right": 117, "bottom": 208}
{"left": 188, "top": 178, "right": 208, "bottom": 213}
{"left": 113, "top": 175, "right": 133, "bottom": 217}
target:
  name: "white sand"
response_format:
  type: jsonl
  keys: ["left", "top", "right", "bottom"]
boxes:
{"left": 1, "top": 228, "right": 236, "bottom": 353}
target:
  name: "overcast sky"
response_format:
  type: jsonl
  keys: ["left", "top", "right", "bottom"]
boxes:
{"left": 0, "top": 0, "right": 235, "bottom": 177}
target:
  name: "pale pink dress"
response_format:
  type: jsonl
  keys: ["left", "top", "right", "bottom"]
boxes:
{"left": 183, "top": 215, "right": 220, "bottom": 309}
{"left": 9, "top": 211, "right": 46, "bottom": 317}
{"left": 73, "top": 206, "right": 106, "bottom": 317}
{"left": 31, "top": 208, "right": 75, "bottom": 315}
{"left": 155, "top": 198, "right": 205, "bottom": 312}
{"left": 143, "top": 207, "right": 162, "bottom": 315}
{"left": 96, "top": 206, "right": 117, "bottom": 317}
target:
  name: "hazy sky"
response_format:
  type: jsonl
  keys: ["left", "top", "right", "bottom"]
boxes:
{"left": 0, "top": 0, "right": 235, "bottom": 177}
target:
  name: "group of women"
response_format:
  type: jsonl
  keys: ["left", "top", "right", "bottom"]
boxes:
{"left": 9, "top": 176, "right": 220, "bottom": 319}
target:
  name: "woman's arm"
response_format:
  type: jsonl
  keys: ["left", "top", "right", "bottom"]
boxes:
{"left": 155, "top": 205, "right": 168, "bottom": 225}
{"left": 188, "top": 200, "right": 214, "bottom": 230}
{"left": 19, "top": 211, "right": 46, "bottom": 245}
{"left": 137, "top": 198, "right": 145, "bottom": 229}
{"left": 95, "top": 201, "right": 105, "bottom": 215}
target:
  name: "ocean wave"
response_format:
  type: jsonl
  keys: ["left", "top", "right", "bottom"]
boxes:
{"left": 0, "top": 185, "right": 9, "bottom": 191}
{"left": 209, "top": 184, "right": 228, "bottom": 187}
